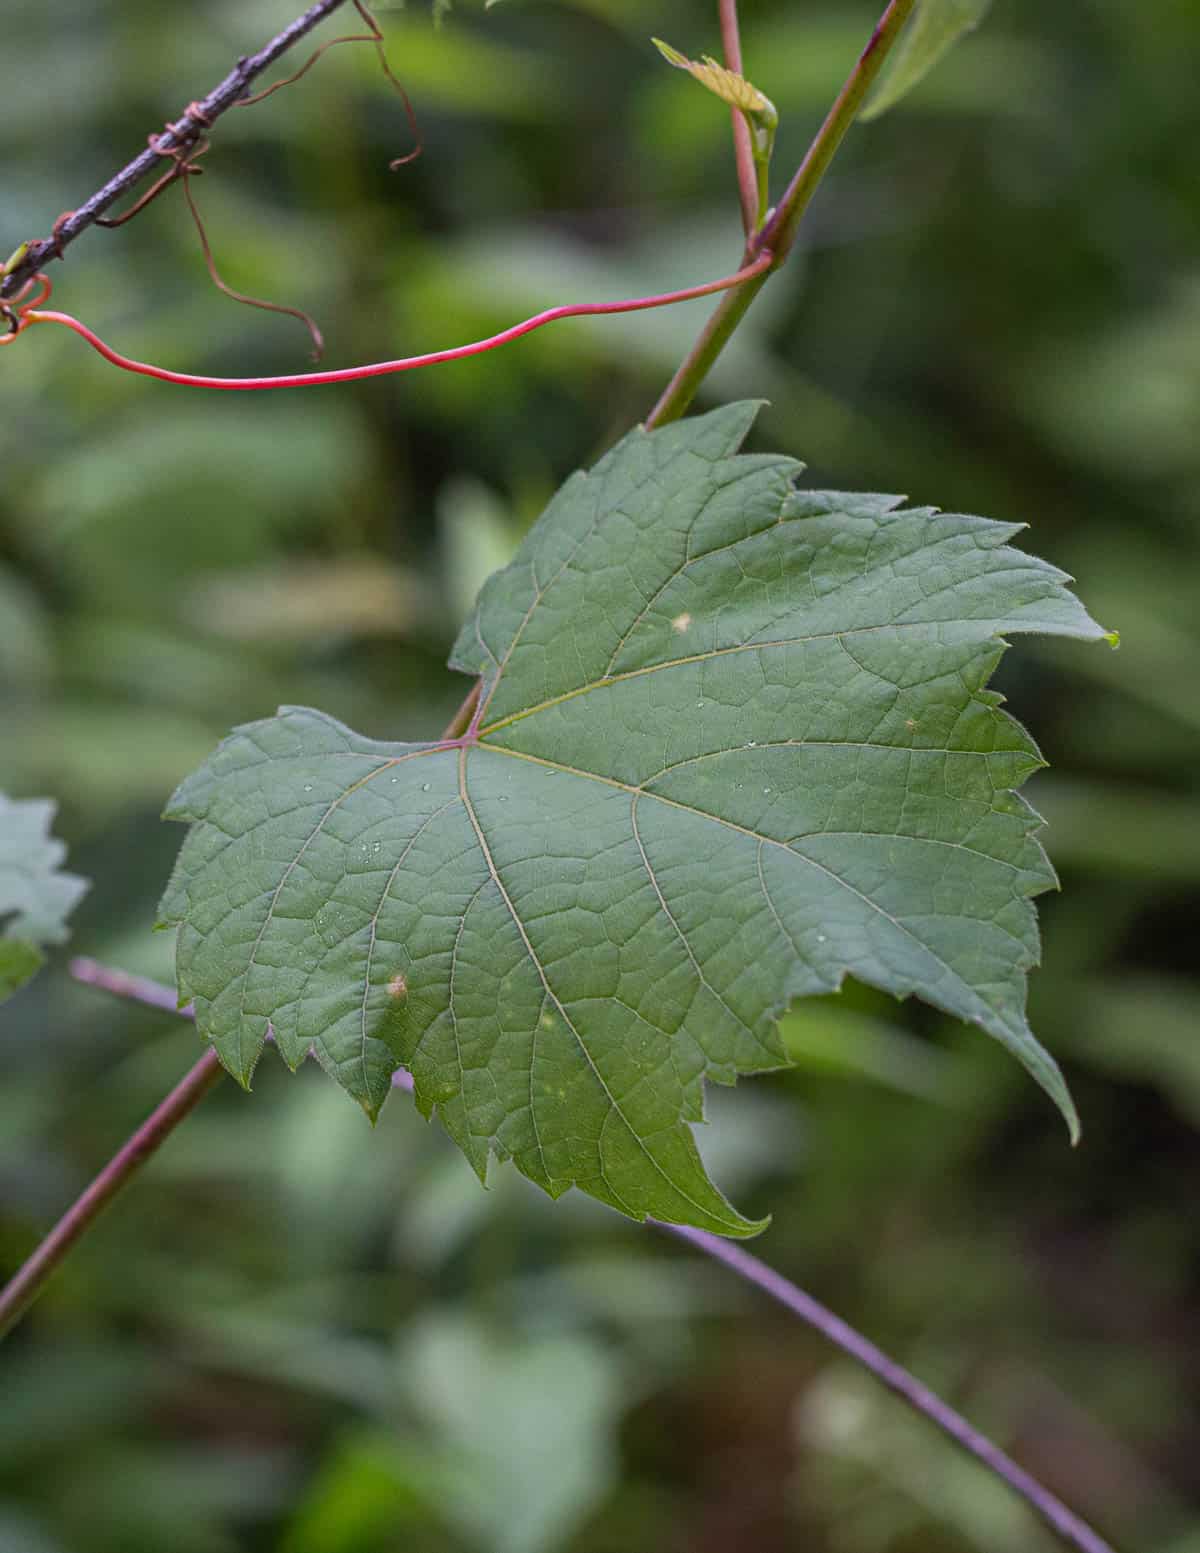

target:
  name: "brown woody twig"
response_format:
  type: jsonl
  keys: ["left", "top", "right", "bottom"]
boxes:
{"left": 1, "top": 0, "right": 358, "bottom": 301}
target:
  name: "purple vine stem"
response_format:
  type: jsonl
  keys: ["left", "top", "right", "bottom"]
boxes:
{"left": 0, "top": 957, "right": 1121, "bottom": 1553}
{"left": 65, "top": 956, "right": 414, "bottom": 1089}
{"left": 656, "top": 1222, "right": 1121, "bottom": 1553}
{"left": 68, "top": 957, "right": 193, "bottom": 1016}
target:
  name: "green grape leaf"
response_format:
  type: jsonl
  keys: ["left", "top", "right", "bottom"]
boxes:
{"left": 861, "top": 0, "right": 993, "bottom": 122}
{"left": 161, "top": 403, "right": 1111, "bottom": 1236}
{"left": 0, "top": 794, "right": 90, "bottom": 1003}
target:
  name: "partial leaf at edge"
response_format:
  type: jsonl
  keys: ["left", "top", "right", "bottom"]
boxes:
{"left": 0, "top": 940, "right": 44, "bottom": 1003}
{"left": 0, "top": 794, "right": 90, "bottom": 1003}
{"left": 162, "top": 403, "right": 1112, "bottom": 1236}
{"left": 861, "top": 0, "right": 993, "bottom": 122}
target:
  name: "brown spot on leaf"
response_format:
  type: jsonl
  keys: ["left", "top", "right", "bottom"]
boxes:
{"left": 388, "top": 973, "right": 408, "bottom": 1000}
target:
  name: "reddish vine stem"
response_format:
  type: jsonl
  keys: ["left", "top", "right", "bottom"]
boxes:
{"left": 718, "top": 0, "right": 759, "bottom": 239}
{"left": 0, "top": 959, "right": 1119, "bottom": 1553}
{"left": 0, "top": 1043, "right": 224, "bottom": 1341}
{"left": 0, "top": 0, "right": 357, "bottom": 301}
{"left": 441, "top": 681, "right": 482, "bottom": 741}
{"left": 0, "top": 962, "right": 416, "bottom": 1339}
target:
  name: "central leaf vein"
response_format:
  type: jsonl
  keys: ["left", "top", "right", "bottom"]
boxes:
{"left": 457, "top": 746, "right": 720, "bottom": 1220}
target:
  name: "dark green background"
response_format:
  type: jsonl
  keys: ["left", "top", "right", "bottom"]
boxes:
{"left": 2, "top": 1, "right": 1197, "bottom": 1549}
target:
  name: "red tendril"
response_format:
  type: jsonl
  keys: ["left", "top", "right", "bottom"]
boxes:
{"left": 0, "top": 252, "right": 774, "bottom": 388}
{"left": 16, "top": 4, "right": 419, "bottom": 359}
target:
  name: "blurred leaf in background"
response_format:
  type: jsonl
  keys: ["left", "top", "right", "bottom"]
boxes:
{"left": 862, "top": 0, "right": 994, "bottom": 122}
{"left": 0, "top": 797, "right": 88, "bottom": 1003}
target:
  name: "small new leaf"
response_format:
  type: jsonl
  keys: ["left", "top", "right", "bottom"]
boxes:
{"left": 1, "top": 243, "right": 29, "bottom": 281}
{"left": 862, "top": 0, "right": 993, "bottom": 121}
{"left": 163, "top": 405, "right": 1110, "bottom": 1236}
{"left": 1, "top": 941, "right": 44, "bottom": 1002}
{"left": 0, "top": 793, "right": 89, "bottom": 1003}
{"left": 652, "top": 39, "right": 777, "bottom": 138}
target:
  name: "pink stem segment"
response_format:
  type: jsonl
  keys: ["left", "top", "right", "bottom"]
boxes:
{"left": 17, "top": 253, "right": 773, "bottom": 391}
{"left": 719, "top": 0, "right": 759, "bottom": 239}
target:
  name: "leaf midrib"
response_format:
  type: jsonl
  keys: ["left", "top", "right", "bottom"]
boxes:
{"left": 455, "top": 743, "right": 731, "bottom": 1222}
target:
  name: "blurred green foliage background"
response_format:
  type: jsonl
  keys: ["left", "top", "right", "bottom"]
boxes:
{"left": 2, "top": 0, "right": 1198, "bottom": 1549}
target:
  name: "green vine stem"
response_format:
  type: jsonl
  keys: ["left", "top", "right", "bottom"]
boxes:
{"left": 646, "top": 0, "right": 918, "bottom": 429}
